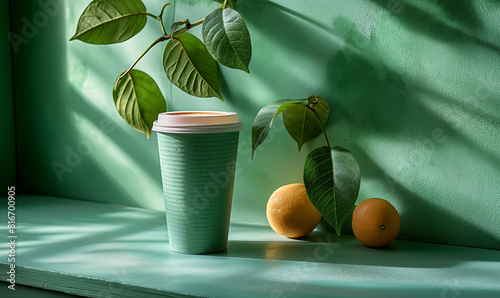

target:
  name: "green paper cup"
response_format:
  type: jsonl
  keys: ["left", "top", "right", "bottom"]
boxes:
{"left": 152, "top": 111, "right": 243, "bottom": 254}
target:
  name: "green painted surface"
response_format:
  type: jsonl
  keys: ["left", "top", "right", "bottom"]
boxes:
{"left": 0, "top": 1, "right": 16, "bottom": 188}
{"left": 1, "top": 195, "right": 500, "bottom": 297}
{"left": 0, "top": 283, "right": 79, "bottom": 297}
{"left": 10, "top": 0, "right": 500, "bottom": 249}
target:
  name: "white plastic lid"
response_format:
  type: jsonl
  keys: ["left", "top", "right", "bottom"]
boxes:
{"left": 152, "top": 111, "right": 244, "bottom": 134}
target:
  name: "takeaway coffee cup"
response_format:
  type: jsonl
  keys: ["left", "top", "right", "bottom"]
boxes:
{"left": 152, "top": 111, "right": 244, "bottom": 254}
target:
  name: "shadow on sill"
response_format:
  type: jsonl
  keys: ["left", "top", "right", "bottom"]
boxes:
{"left": 214, "top": 230, "right": 500, "bottom": 269}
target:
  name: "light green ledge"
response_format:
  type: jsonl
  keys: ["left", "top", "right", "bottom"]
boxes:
{"left": 1, "top": 195, "right": 499, "bottom": 297}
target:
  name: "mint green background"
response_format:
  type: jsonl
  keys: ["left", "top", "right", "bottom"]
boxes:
{"left": 0, "top": 0, "right": 16, "bottom": 188}
{"left": 8, "top": 0, "right": 500, "bottom": 249}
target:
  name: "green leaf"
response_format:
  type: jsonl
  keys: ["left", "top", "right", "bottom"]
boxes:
{"left": 113, "top": 69, "right": 166, "bottom": 138}
{"left": 163, "top": 33, "right": 223, "bottom": 100}
{"left": 202, "top": 7, "right": 252, "bottom": 73}
{"left": 70, "top": 0, "right": 147, "bottom": 44}
{"left": 303, "top": 146, "right": 361, "bottom": 236}
{"left": 251, "top": 99, "right": 306, "bottom": 158}
{"left": 282, "top": 95, "right": 329, "bottom": 151}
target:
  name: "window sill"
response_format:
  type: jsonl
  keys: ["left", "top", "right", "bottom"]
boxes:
{"left": 1, "top": 195, "right": 499, "bottom": 297}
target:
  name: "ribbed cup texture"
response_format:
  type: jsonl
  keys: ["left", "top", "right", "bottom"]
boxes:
{"left": 157, "top": 132, "right": 240, "bottom": 254}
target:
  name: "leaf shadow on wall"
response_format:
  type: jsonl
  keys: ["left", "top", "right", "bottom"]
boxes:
{"left": 233, "top": 0, "right": 341, "bottom": 105}
{"left": 231, "top": 0, "right": 499, "bottom": 244}
{"left": 327, "top": 14, "right": 499, "bottom": 162}
{"left": 354, "top": 149, "right": 500, "bottom": 250}
{"left": 367, "top": 0, "right": 499, "bottom": 55}
{"left": 325, "top": 10, "right": 500, "bottom": 249}
{"left": 225, "top": 0, "right": 348, "bottom": 218}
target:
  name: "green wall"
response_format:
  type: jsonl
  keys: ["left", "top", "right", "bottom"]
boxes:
{"left": 0, "top": 1, "right": 16, "bottom": 188}
{"left": 11, "top": 0, "right": 500, "bottom": 249}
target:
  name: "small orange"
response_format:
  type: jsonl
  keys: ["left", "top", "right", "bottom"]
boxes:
{"left": 352, "top": 198, "right": 401, "bottom": 247}
{"left": 266, "top": 183, "right": 322, "bottom": 238}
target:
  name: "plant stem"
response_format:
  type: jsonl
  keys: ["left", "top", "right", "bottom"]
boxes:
{"left": 171, "top": 19, "right": 189, "bottom": 39}
{"left": 311, "top": 108, "right": 331, "bottom": 148}
{"left": 146, "top": 13, "right": 159, "bottom": 19}
{"left": 158, "top": 3, "right": 172, "bottom": 36}
{"left": 185, "top": 18, "right": 204, "bottom": 31}
{"left": 160, "top": 21, "right": 166, "bottom": 36}
{"left": 118, "top": 36, "right": 167, "bottom": 81}
{"left": 223, "top": 0, "right": 229, "bottom": 9}
{"left": 171, "top": 18, "right": 204, "bottom": 38}
{"left": 117, "top": 17, "right": 205, "bottom": 81}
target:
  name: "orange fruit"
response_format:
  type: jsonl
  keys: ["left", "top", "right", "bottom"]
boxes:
{"left": 266, "top": 183, "right": 322, "bottom": 238}
{"left": 352, "top": 198, "right": 401, "bottom": 247}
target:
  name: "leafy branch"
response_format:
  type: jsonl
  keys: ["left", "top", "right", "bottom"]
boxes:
{"left": 117, "top": 17, "right": 206, "bottom": 82}
{"left": 71, "top": 0, "right": 251, "bottom": 137}
{"left": 252, "top": 95, "right": 361, "bottom": 235}
{"left": 117, "top": 35, "right": 167, "bottom": 82}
